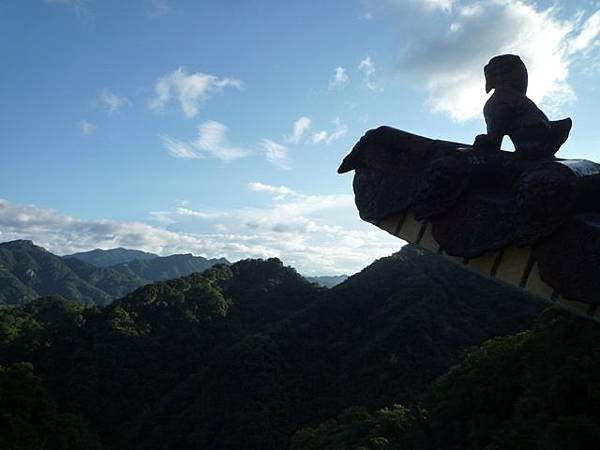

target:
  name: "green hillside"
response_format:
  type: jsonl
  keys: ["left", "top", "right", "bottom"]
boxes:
{"left": 292, "top": 307, "right": 600, "bottom": 450}
{"left": 126, "top": 246, "right": 542, "bottom": 450}
{"left": 0, "top": 246, "right": 554, "bottom": 450}
{"left": 0, "top": 240, "right": 115, "bottom": 305}
{"left": 0, "top": 241, "right": 230, "bottom": 306}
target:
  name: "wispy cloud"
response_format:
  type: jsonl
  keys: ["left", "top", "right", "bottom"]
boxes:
{"left": 149, "top": 68, "right": 242, "bottom": 118}
{"left": 422, "top": 0, "right": 453, "bottom": 11}
{"left": 400, "top": 0, "right": 454, "bottom": 12}
{"left": 163, "top": 183, "right": 398, "bottom": 273}
{"left": 162, "top": 121, "right": 295, "bottom": 168}
{"left": 259, "top": 139, "right": 290, "bottom": 170}
{"left": 162, "top": 121, "right": 250, "bottom": 162}
{"left": 358, "top": 56, "right": 378, "bottom": 90}
{"left": 194, "top": 121, "right": 250, "bottom": 161}
{"left": 95, "top": 88, "right": 131, "bottom": 114}
{"left": 379, "top": 0, "right": 600, "bottom": 121}
{"left": 78, "top": 120, "right": 96, "bottom": 136}
{"left": 175, "top": 208, "right": 229, "bottom": 219}
{"left": 312, "top": 118, "right": 348, "bottom": 144}
{"left": 149, "top": 211, "right": 176, "bottom": 225}
{"left": 285, "top": 116, "right": 311, "bottom": 144}
{"left": 161, "top": 135, "right": 201, "bottom": 159}
{"left": 248, "top": 182, "right": 300, "bottom": 198}
{"left": 329, "top": 66, "right": 350, "bottom": 89}
{"left": 569, "top": 10, "right": 600, "bottom": 55}
{"left": 0, "top": 190, "right": 400, "bottom": 275}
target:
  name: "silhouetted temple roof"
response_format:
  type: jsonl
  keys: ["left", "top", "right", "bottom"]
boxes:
{"left": 339, "top": 126, "right": 600, "bottom": 320}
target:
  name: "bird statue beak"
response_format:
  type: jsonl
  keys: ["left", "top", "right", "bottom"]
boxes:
{"left": 485, "top": 80, "right": 492, "bottom": 93}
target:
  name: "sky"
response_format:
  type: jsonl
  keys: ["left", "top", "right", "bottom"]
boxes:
{"left": 2, "top": 0, "right": 600, "bottom": 275}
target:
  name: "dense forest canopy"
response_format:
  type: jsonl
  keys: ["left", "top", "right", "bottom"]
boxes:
{"left": 6, "top": 245, "right": 589, "bottom": 449}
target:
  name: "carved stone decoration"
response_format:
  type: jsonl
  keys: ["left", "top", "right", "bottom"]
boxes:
{"left": 413, "top": 152, "right": 472, "bottom": 220}
{"left": 474, "top": 54, "right": 572, "bottom": 159}
{"left": 431, "top": 189, "right": 514, "bottom": 258}
{"left": 534, "top": 213, "right": 600, "bottom": 304}
{"left": 513, "top": 160, "right": 600, "bottom": 245}
{"left": 353, "top": 168, "right": 419, "bottom": 221}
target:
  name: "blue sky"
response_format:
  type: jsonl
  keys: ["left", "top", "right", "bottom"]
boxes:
{"left": 2, "top": 0, "right": 600, "bottom": 274}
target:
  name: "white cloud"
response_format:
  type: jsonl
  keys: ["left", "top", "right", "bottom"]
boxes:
{"left": 358, "top": 56, "right": 378, "bottom": 90}
{"left": 0, "top": 199, "right": 187, "bottom": 255}
{"left": 162, "top": 184, "right": 399, "bottom": 273}
{"left": 569, "top": 10, "right": 600, "bottom": 55}
{"left": 149, "top": 67, "right": 242, "bottom": 118}
{"left": 162, "top": 121, "right": 250, "bottom": 162}
{"left": 423, "top": 0, "right": 453, "bottom": 11}
{"left": 194, "top": 121, "right": 249, "bottom": 161}
{"left": 175, "top": 208, "right": 229, "bottom": 219}
{"left": 161, "top": 135, "right": 201, "bottom": 159}
{"left": 312, "top": 130, "right": 328, "bottom": 144}
{"left": 162, "top": 122, "right": 297, "bottom": 168}
{"left": 95, "top": 88, "right": 131, "bottom": 114}
{"left": 248, "top": 182, "right": 300, "bottom": 197}
{"left": 385, "top": 0, "right": 600, "bottom": 121}
{"left": 260, "top": 139, "right": 290, "bottom": 170}
{"left": 329, "top": 66, "right": 350, "bottom": 89}
{"left": 0, "top": 191, "right": 400, "bottom": 275}
{"left": 286, "top": 116, "right": 312, "bottom": 144}
{"left": 266, "top": 115, "right": 347, "bottom": 166}
{"left": 312, "top": 118, "right": 349, "bottom": 144}
{"left": 149, "top": 211, "right": 176, "bottom": 225}
{"left": 420, "top": 0, "right": 453, "bottom": 11}
{"left": 78, "top": 120, "right": 96, "bottom": 136}
{"left": 381, "top": 0, "right": 454, "bottom": 12}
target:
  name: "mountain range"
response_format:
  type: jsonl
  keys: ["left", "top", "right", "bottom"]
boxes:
{"left": 0, "top": 240, "right": 229, "bottom": 306}
{"left": 63, "top": 248, "right": 160, "bottom": 267}
{"left": 0, "top": 240, "right": 349, "bottom": 306}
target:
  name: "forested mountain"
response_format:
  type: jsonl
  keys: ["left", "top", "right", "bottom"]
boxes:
{"left": 1, "top": 245, "right": 559, "bottom": 450}
{"left": 63, "top": 248, "right": 159, "bottom": 267}
{"left": 0, "top": 240, "right": 129, "bottom": 306}
{"left": 108, "top": 253, "right": 230, "bottom": 282}
{"left": 292, "top": 307, "right": 600, "bottom": 450}
{"left": 0, "top": 241, "right": 229, "bottom": 306}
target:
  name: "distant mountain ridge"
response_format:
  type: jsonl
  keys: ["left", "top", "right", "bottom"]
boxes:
{"left": 107, "top": 253, "right": 231, "bottom": 282}
{"left": 0, "top": 240, "right": 229, "bottom": 306}
{"left": 63, "top": 248, "right": 159, "bottom": 267}
{"left": 0, "top": 240, "right": 119, "bottom": 306}
{"left": 306, "top": 274, "right": 348, "bottom": 288}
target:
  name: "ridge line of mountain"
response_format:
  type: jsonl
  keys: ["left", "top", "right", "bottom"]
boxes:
{"left": 0, "top": 240, "right": 231, "bottom": 306}
{"left": 0, "top": 240, "right": 348, "bottom": 306}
